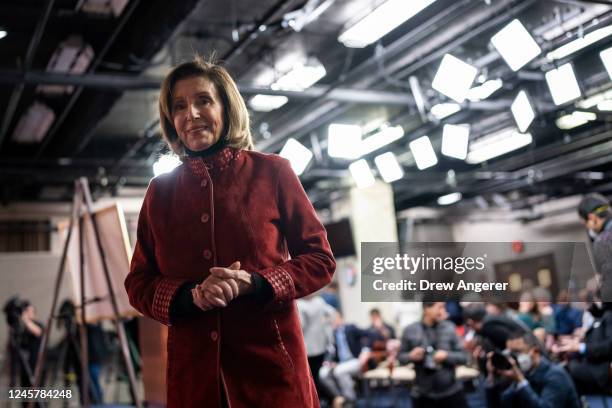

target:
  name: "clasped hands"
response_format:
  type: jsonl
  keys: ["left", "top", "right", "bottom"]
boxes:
{"left": 191, "top": 261, "right": 253, "bottom": 311}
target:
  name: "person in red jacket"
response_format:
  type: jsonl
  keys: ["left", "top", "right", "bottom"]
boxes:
{"left": 124, "top": 55, "right": 336, "bottom": 408}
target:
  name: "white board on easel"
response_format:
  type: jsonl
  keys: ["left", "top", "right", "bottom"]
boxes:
{"left": 59, "top": 202, "right": 138, "bottom": 321}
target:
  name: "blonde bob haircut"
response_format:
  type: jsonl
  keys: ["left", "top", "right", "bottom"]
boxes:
{"left": 159, "top": 55, "right": 254, "bottom": 157}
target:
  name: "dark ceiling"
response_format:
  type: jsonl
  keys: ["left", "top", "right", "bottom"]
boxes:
{"left": 1, "top": 0, "right": 611, "bottom": 214}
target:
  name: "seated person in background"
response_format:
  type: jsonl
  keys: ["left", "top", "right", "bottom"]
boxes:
{"left": 552, "top": 290, "right": 583, "bottom": 336}
{"left": 487, "top": 331, "right": 580, "bottom": 408}
{"left": 517, "top": 291, "right": 556, "bottom": 339}
{"left": 553, "top": 301, "right": 612, "bottom": 395}
{"left": 319, "top": 313, "right": 372, "bottom": 406}
{"left": 486, "top": 299, "right": 516, "bottom": 320}
{"left": 368, "top": 308, "right": 396, "bottom": 343}
{"left": 399, "top": 302, "right": 468, "bottom": 408}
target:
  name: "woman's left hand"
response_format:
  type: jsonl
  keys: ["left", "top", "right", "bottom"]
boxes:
{"left": 209, "top": 261, "right": 253, "bottom": 297}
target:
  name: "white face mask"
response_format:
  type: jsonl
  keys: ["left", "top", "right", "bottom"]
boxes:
{"left": 588, "top": 228, "right": 599, "bottom": 240}
{"left": 516, "top": 353, "right": 532, "bottom": 373}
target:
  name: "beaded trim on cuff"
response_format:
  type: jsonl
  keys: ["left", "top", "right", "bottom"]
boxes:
{"left": 152, "top": 278, "right": 183, "bottom": 326}
{"left": 260, "top": 266, "right": 295, "bottom": 304}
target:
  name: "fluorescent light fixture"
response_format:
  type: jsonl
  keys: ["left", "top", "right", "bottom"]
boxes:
{"left": 349, "top": 159, "right": 375, "bottom": 188}
{"left": 374, "top": 152, "right": 404, "bottom": 183}
{"left": 409, "top": 136, "right": 438, "bottom": 170}
{"left": 12, "top": 102, "right": 55, "bottom": 143}
{"left": 279, "top": 138, "right": 313, "bottom": 175}
{"left": 432, "top": 54, "right": 478, "bottom": 103}
{"left": 555, "top": 111, "right": 597, "bottom": 130}
{"left": 0, "top": 30, "right": 7, "bottom": 40}
{"left": 248, "top": 94, "right": 288, "bottom": 112}
{"left": 598, "top": 100, "right": 612, "bottom": 111}
{"left": 511, "top": 90, "right": 536, "bottom": 133}
{"left": 153, "top": 154, "right": 182, "bottom": 176}
{"left": 338, "top": 0, "right": 436, "bottom": 48}
{"left": 360, "top": 125, "right": 404, "bottom": 155}
{"left": 430, "top": 102, "right": 461, "bottom": 120}
{"left": 467, "top": 79, "right": 503, "bottom": 102}
{"left": 491, "top": 19, "right": 541, "bottom": 71}
{"left": 576, "top": 88, "right": 612, "bottom": 109}
{"left": 441, "top": 124, "right": 470, "bottom": 160}
{"left": 466, "top": 128, "right": 533, "bottom": 164}
{"left": 601, "top": 47, "right": 612, "bottom": 79}
{"left": 545, "top": 63, "right": 581, "bottom": 105}
{"left": 272, "top": 57, "right": 326, "bottom": 91}
{"left": 547, "top": 25, "right": 612, "bottom": 61}
{"left": 437, "top": 192, "right": 462, "bottom": 206}
{"left": 328, "top": 123, "right": 362, "bottom": 159}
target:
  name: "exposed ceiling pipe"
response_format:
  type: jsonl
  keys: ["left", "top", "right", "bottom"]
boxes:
{"left": 221, "top": 0, "right": 297, "bottom": 65}
{"left": 0, "top": 69, "right": 416, "bottom": 105}
{"left": 394, "top": 124, "right": 612, "bottom": 202}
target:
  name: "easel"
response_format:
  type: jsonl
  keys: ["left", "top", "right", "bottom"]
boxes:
{"left": 29, "top": 177, "right": 142, "bottom": 408}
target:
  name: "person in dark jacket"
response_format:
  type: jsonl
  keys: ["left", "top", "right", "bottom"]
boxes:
{"left": 555, "top": 302, "right": 612, "bottom": 394}
{"left": 368, "top": 308, "right": 396, "bottom": 343}
{"left": 487, "top": 331, "right": 580, "bottom": 408}
{"left": 578, "top": 193, "right": 612, "bottom": 301}
{"left": 399, "top": 302, "right": 468, "bottom": 408}
{"left": 464, "top": 303, "right": 530, "bottom": 353}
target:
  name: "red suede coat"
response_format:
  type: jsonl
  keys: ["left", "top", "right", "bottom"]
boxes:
{"left": 125, "top": 146, "right": 336, "bottom": 407}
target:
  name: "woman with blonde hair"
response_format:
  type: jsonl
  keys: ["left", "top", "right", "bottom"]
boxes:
{"left": 125, "top": 56, "right": 336, "bottom": 407}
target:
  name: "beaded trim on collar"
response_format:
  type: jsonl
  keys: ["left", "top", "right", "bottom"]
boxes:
{"left": 185, "top": 146, "right": 241, "bottom": 177}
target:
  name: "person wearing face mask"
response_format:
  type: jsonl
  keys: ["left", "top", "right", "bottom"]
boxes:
{"left": 124, "top": 56, "right": 336, "bottom": 408}
{"left": 578, "top": 193, "right": 612, "bottom": 301}
{"left": 486, "top": 331, "right": 580, "bottom": 408}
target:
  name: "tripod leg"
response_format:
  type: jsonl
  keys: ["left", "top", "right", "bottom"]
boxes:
{"left": 28, "top": 185, "right": 83, "bottom": 408}
{"left": 77, "top": 215, "right": 90, "bottom": 408}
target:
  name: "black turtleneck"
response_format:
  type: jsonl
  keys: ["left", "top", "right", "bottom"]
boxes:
{"left": 184, "top": 138, "right": 227, "bottom": 158}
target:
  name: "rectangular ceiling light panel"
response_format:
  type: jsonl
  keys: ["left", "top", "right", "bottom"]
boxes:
{"left": 349, "top": 159, "right": 376, "bottom": 188}
{"left": 374, "top": 152, "right": 404, "bottom": 183}
{"left": 441, "top": 124, "right": 470, "bottom": 160}
{"left": 279, "top": 138, "right": 314, "bottom": 175}
{"left": 511, "top": 90, "right": 536, "bottom": 133}
{"left": 338, "top": 0, "right": 436, "bottom": 48}
{"left": 432, "top": 54, "right": 478, "bottom": 103}
{"left": 545, "top": 63, "right": 581, "bottom": 105}
{"left": 409, "top": 135, "right": 438, "bottom": 170}
{"left": 328, "top": 124, "right": 362, "bottom": 159}
{"left": 491, "top": 19, "right": 541, "bottom": 71}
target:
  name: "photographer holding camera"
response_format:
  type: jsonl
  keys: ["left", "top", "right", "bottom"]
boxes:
{"left": 398, "top": 301, "right": 468, "bottom": 408}
{"left": 3, "top": 296, "right": 44, "bottom": 387}
{"left": 486, "top": 331, "right": 580, "bottom": 408}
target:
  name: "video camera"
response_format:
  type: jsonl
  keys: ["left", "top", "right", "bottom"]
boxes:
{"left": 490, "top": 349, "right": 517, "bottom": 371}
{"left": 2, "top": 296, "right": 28, "bottom": 334}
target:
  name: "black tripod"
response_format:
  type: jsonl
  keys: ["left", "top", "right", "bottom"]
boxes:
{"left": 7, "top": 328, "right": 34, "bottom": 387}
{"left": 55, "top": 313, "right": 102, "bottom": 406}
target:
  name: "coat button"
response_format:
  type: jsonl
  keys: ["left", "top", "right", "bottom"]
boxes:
{"left": 210, "top": 331, "right": 218, "bottom": 341}
{"left": 203, "top": 249, "right": 212, "bottom": 260}
{"left": 200, "top": 179, "right": 208, "bottom": 188}
{"left": 200, "top": 213, "right": 210, "bottom": 223}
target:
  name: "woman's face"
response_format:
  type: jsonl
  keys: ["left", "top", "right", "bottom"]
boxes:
{"left": 171, "top": 76, "right": 225, "bottom": 152}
